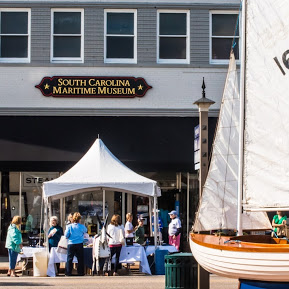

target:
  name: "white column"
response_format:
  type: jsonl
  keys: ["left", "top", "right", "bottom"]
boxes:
{"left": 187, "top": 172, "right": 190, "bottom": 242}
{"left": 127, "top": 193, "right": 132, "bottom": 213}
{"left": 60, "top": 198, "right": 64, "bottom": 228}
{"left": 19, "top": 172, "right": 22, "bottom": 218}
{"left": 122, "top": 192, "right": 125, "bottom": 225}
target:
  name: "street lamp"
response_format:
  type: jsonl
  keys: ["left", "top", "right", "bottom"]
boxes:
{"left": 194, "top": 77, "right": 215, "bottom": 289}
{"left": 194, "top": 77, "right": 215, "bottom": 199}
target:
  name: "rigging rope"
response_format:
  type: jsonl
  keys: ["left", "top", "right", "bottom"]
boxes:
{"left": 232, "top": 2, "right": 242, "bottom": 51}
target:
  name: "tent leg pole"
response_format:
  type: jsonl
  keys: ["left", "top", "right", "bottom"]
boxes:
{"left": 44, "top": 199, "right": 49, "bottom": 256}
{"left": 103, "top": 189, "right": 105, "bottom": 219}
{"left": 122, "top": 192, "right": 125, "bottom": 226}
{"left": 60, "top": 198, "right": 64, "bottom": 229}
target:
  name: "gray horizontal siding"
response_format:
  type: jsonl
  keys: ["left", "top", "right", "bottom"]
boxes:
{"left": 31, "top": 8, "right": 50, "bottom": 64}
{"left": 84, "top": 8, "right": 103, "bottom": 65}
{"left": 0, "top": 3, "right": 238, "bottom": 68}
{"left": 138, "top": 8, "right": 157, "bottom": 64}
{"left": 191, "top": 9, "right": 209, "bottom": 66}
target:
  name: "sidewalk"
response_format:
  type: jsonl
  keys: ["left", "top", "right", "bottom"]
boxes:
{"left": 0, "top": 274, "right": 239, "bottom": 289}
{"left": 0, "top": 257, "right": 9, "bottom": 272}
{"left": 0, "top": 257, "right": 239, "bottom": 289}
{"left": 0, "top": 257, "right": 22, "bottom": 274}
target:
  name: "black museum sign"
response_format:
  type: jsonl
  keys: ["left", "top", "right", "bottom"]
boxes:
{"left": 36, "top": 76, "right": 152, "bottom": 98}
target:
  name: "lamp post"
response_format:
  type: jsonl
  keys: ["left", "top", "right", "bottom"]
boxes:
{"left": 194, "top": 78, "right": 215, "bottom": 199}
{"left": 194, "top": 78, "right": 215, "bottom": 289}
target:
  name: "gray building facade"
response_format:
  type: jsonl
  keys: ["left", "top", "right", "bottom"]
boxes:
{"left": 0, "top": 0, "right": 240, "bottom": 251}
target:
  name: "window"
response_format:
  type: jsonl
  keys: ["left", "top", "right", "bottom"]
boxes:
{"left": 104, "top": 9, "right": 137, "bottom": 63}
{"left": 0, "top": 9, "right": 30, "bottom": 63}
{"left": 157, "top": 10, "right": 190, "bottom": 64}
{"left": 51, "top": 9, "right": 84, "bottom": 63}
{"left": 210, "top": 11, "right": 240, "bottom": 64}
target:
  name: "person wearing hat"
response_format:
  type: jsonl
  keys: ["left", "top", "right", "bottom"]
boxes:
{"left": 168, "top": 210, "right": 181, "bottom": 251}
{"left": 135, "top": 216, "right": 145, "bottom": 245}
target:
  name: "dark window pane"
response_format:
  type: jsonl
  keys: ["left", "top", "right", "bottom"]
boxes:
{"left": 107, "top": 13, "right": 134, "bottom": 35}
{"left": 159, "top": 37, "right": 186, "bottom": 59}
{"left": 160, "top": 13, "right": 186, "bottom": 35}
{"left": 212, "top": 14, "right": 239, "bottom": 36}
{"left": 1, "top": 36, "right": 28, "bottom": 57}
{"left": 1, "top": 12, "right": 28, "bottom": 34}
{"left": 53, "top": 36, "right": 81, "bottom": 57}
{"left": 212, "top": 38, "right": 239, "bottom": 60}
{"left": 107, "top": 36, "right": 133, "bottom": 58}
{"left": 54, "top": 12, "right": 81, "bottom": 34}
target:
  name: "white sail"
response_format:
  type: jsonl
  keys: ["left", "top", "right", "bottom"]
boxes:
{"left": 194, "top": 52, "right": 271, "bottom": 231}
{"left": 243, "top": 0, "right": 289, "bottom": 211}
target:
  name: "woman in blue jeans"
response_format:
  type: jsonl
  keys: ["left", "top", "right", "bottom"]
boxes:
{"left": 5, "top": 216, "right": 23, "bottom": 277}
{"left": 64, "top": 212, "right": 87, "bottom": 276}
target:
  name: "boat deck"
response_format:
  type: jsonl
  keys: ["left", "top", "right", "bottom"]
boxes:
{"left": 191, "top": 233, "right": 289, "bottom": 252}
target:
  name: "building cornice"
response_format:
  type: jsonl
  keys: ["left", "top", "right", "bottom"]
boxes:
{"left": 0, "top": 1, "right": 240, "bottom": 9}
{"left": 0, "top": 108, "right": 220, "bottom": 117}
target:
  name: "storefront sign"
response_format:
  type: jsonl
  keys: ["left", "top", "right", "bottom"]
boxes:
{"left": 35, "top": 76, "right": 152, "bottom": 98}
{"left": 22, "top": 172, "right": 59, "bottom": 187}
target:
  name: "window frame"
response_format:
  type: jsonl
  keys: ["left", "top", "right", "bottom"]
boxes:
{"left": 51, "top": 8, "right": 84, "bottom": 63}
{"left": 157, "top": 10, "right": 190, "bottom": 64}
{"left": 0, "top": 8, "right": 31, "bottom": 63}
{"left": 104, "top": 9, "right": 137, "bottom": 64}
{"left": 209, "top": 10, "right": 240, "bottom": 65}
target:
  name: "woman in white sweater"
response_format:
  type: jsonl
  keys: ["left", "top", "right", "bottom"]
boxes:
{"left": 107, "top": 214, "right": 124, "bottom": 276}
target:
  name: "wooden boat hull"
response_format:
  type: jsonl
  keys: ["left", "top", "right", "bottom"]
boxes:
{"left": 190, "top": 233, "right": 289, "bottom": 282}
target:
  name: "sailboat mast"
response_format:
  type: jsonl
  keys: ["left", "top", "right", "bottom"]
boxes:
{"left": 237, "top": 0, "right": 246, "bottom": 236}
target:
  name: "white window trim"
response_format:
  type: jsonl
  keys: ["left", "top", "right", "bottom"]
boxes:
{"left": 209, "top": 10, "right": 240, "bottom": 65}
{"left": 157, "top": 10, "right": 190, "bottom": 64}
{"left": 0, "top": 8, "right": 31, "bottom": 63}
{"left": 51, "top": 8, "right": 84, "bottom": 64}
{"left": 104, "top": 9, "right": 137, "bottom": 64}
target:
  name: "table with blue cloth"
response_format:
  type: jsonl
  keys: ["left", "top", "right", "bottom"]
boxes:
{"left": 145, "top": 244, "right": 178, "bottom": 256}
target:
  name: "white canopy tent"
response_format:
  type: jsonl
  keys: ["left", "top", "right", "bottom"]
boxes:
{"left": 42, "top": 138, "right": 161, "bottom": 246}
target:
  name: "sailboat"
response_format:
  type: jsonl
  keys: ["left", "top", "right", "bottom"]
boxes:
{"left": 190, "top": 0, "right": 289, "bottom": 282}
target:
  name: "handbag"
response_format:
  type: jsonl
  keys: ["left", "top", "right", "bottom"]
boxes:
{"left": 119, "top": 229, "right": 125, "bottom": 246}
{"left": 56, "top": 236, "right": 68, "bottom": 254}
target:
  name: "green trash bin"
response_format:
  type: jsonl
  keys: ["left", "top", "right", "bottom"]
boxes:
{"left": 165, "top": 253, "right": 197, "bottom": 289}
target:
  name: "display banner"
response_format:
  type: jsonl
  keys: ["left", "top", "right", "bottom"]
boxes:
{"left": 36, "top": 76, "right": 152, "bottom": 98}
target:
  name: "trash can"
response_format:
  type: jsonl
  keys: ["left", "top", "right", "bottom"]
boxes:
{"left": 155, "top": 249, "right": 169, "bottom": 275}
{"left": 33, "top": 251, "right": 48, "bottom": 277}
{"left": 165, "top": 253, "right": 197, "bottom": 289}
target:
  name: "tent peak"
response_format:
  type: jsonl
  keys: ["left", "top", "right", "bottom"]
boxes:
{"left": 43, "top": 137, "right": 161, "bottom": 199}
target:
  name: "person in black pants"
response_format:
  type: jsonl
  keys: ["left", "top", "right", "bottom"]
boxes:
{"left": 64, "top": 212, "right": 87, "bottom": 276}
{"left": 107, "top": 214, "right": 124, "bottom": 276}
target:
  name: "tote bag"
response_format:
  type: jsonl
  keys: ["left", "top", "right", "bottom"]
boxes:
{"left": 56, "top": 236, "right": 68, "bottom": 254}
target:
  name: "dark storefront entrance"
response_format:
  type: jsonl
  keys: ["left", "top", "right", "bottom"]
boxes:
{"left": 0, "top": 116, "right": 217, "bottom": 252}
